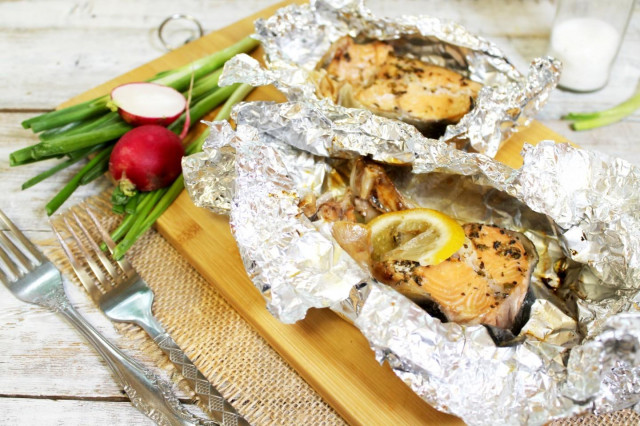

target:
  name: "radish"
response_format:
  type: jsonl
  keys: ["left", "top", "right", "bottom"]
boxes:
{"left": 109, "top": 125, "right": 184, "bottom": 194}
{"left": 110, "top": 82, "right": 186, "bottom": 127}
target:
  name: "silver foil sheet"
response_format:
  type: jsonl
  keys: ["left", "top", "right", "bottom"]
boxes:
{"left": 182, "top": 0, "right": 637, "bottom": 422}
{"left": 219, "top": 0, "right": 560, "bottom": 158}
{"left": 184, "top": 98, "right": 640, "bottom": 424}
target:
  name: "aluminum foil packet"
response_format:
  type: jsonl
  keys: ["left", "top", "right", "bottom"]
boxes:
{"left": 219, "top": 0, "right": 560, "bottom": 158}
{"left": 183, "top": 98, "right": 640, "bottom": 425}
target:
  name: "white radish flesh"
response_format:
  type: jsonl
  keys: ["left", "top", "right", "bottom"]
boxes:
{"left": 111, "top": 82, "right": 186, "bottom": 127}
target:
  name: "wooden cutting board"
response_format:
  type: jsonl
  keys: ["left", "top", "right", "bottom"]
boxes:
{"left": 63, "top": 1, "right": 570, "bottom": 424}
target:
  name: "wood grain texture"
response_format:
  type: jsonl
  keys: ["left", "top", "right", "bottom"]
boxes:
{"left": 1, "top": 0, "right": 639, "bottom": 424}
{"left": 0, "top": 281, "right": 191, "bottom": 400}
{"left": 0, "top": 398, "right": 154, "bottom": 425}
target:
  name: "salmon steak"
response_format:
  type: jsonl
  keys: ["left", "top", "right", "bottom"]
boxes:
{"left": 305, "top": 158, "right": 537, "bottom": 330}
{"left": 316, "top": 36, "right": 483, "bottom": 138}
{"left": 372, "top": 223, "right": 537, "bottom": 329}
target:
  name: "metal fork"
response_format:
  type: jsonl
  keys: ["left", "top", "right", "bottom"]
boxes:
{"left": 53, "top": 207, "right": 248, "bottom": 426}
{"left": 0, "top": 208, "right": 205, "bottom": 426}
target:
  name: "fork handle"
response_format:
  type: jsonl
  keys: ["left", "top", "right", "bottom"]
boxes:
{"left": 139, "top": 316, "right": 250, "bottom": 426}
{"left": 57, "top": 303, "right": 207, "bottom": 426}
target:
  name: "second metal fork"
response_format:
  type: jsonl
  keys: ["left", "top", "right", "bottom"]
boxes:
{"left": 53, "top": 207, "right": 248, "bottom": 426}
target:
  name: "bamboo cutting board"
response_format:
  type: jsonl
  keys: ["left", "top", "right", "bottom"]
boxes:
{"left": 62, "top": 1, "right": 570, "bottom": 424}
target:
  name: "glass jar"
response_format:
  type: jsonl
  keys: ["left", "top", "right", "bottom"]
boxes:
{"left": 547, "top": 0, "right": 634, "bottom": 92}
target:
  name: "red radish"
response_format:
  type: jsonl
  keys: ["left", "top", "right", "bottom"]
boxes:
{"left": 109, "top": 125, "right": 184, "bottom": 193}
{"left": 111, "top": 82, "right": 186, "bottom": 127}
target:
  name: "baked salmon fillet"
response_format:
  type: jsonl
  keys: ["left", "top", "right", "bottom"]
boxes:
{"left": 372, "top": 223, "right": 537, "bottom": 329}
{"left": 316, "top": 36, "right": 483, "bottom": 138}
{"left": 305, "top": 159, "right": 537, "bottom": 330}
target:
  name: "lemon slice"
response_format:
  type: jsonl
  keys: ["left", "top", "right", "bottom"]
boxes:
{"left": 367, "top": 208, "right": 465, "bottom": 266}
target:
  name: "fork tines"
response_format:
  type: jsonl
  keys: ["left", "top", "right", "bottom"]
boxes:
{"left": 53, "top": 207, "right": 135, "bottom": 301}
{"left": 0, "top": 209, "right": 46, "bottom": 283}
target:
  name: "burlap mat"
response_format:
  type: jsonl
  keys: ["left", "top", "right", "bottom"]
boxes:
{"left": 46, "top": 192, "right": 639, "bottom": 425}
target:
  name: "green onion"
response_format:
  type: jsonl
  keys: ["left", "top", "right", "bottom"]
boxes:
{"left": 21, "top": 145, "right": 104, "bottom": 189}
{"left": 109, "top": 192, "right": 153, "bottom": 242}
{"left": 10, "top": 147, "right": 67, "bottom": 167}
{"left": 21, "top": 97, "right": 107, "bottom": 130}
{"left": 124, "top": 194, "right": 141, "bottom": 215}
{"left": 41, "top": 111, "right": 120, "bottom": 142}
{"left": 10, "top": 146, "right": 41, "bottom": 166}
{"left": 31, "top": 122, "right": 132, "bottom": 159}
{"left": 112, "top": 189, "right": 167, "bottom": 257}
{"left": 16, "top": 38, "right": 260, "bottom": 218}
{"left": 189, "top": 68, "right": 223, "bottom": 100}
{"left": 563, "top": 83, "right": 640, "bottom": 131}
{"left": 80, "top": 152, "right": 111, "bottom": 185}
{"left": 30, "top": 99, "right": 109, "bottom": 133}
{"left": 38, "top": 112, "right": 118, "bottom": 142}
{"left": 152, "top": 36, "right": 258, "bottom": 91}
{"left": 21, "top": 36, "right": 257, "bottom": 136}
{"left": 112, "top": 177, "right": 183, "bottom": 259}
{"left": 168, "top": 84, "right": 239, "bottom": 134}
{"left": 39, "top": 121, "right": 86, "bottom": 141}
{"left": 45, "top": 146, "right": 114, "bottom": 216}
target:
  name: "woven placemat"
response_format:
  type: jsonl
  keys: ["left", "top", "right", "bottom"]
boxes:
{"left": 46, "top": 192, "right": 639, "bottom": 425}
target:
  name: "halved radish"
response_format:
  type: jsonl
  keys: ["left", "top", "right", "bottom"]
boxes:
{"left": 111, "top": 82, "right": 186, "bottom": 127}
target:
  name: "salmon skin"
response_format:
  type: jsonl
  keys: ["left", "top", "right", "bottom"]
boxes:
{"left": 315, "top": 36, "right": 483, "bottom": 138}
{"left": 304, "top": 158, "right": 538, "bottom": 332}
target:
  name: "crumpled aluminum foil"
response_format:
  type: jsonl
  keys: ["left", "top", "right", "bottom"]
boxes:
{"left": 181, "top": 0, "right": 638, "bottom": 423}
{"left": 184, "top": 120, "right": 369, "bottom": 321}
{"left": 218, "top": 0, "right": 560, "bottom": 158}
{"left": 184, "top": 98, "right": 640, "bottom": 424}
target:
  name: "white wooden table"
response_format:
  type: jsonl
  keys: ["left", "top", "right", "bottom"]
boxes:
{"left": 0, "top": 1, "right": 638, "bottom": 424}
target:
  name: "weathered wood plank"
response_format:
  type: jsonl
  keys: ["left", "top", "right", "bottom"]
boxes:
{"left": 0, "top": 278, "right": 191, "bottom": 399}
{"left": 7, "top": 0, "right": 637, "bottom": 37}
{"left": 0, "top": 0, "right": 283, "bottom": 109}
{"left": 2, "top": 0, "right": 638, "bottom": 110}
{"left": 0, "top": 28, "right": 162, "bottom": 110}
{"left": 0, "top": 283, "right": 129, "bottom": 397}
{"left": 0, "top": 398, "right": 154, "bottom": 425}
{"left": 0, "top": 0, "right": 284, "bottom": 30}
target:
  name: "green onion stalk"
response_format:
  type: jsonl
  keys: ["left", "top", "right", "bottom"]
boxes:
{"left": 45, "top": 146, "right": 114, "bottom": 216}
{"left": 13, "top": 37, "right": 257, "bottom": 165}
{"left": 563, "top": 82, "right": 640, "bottom": 131}
{"left": 21, "top": 144, "right": 106, "bottom": 190}
{"left": 18, "top": 36, "right": 258, "bottom": 134}
{"left": 22, "top": 97, "right": 110, "bottom": 132}
{"left": 21, "top": 82, "right": 237, "bottom": 166}
{"left": 45, "top": 81, "right": 229, "bottom": 216}
{"left": 111, "top": 83, "right": 254, "bottom": 259}
{"left": 39, "top": 111, "right": 121, "bottom": 142}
